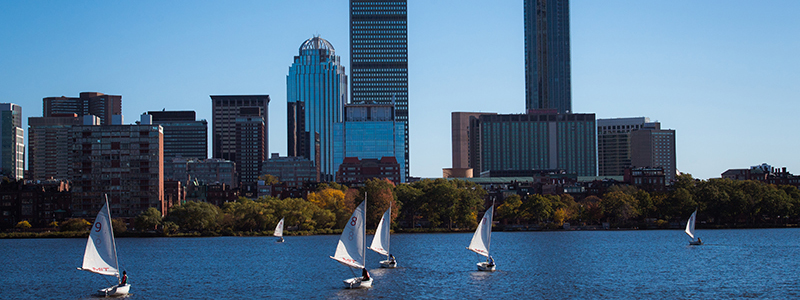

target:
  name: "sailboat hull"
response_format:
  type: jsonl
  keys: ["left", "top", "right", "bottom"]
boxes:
{"left": 343, "top": 277, "right": 373, "bottom": 289}
{"left": 379, "top": 259, "right": 397, "bottom": 268}
{"left": 98, "top": 284, "right": 130, "bottom": 296}
{"left": 689, "top": 240, "right": 703, "bottom": 245}
{"left": 477, "top": 262, "right": 496, "bottom": 271}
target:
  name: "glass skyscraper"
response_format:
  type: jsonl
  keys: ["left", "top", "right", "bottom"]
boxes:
{"left": 0, "top": 103, "right": 24, "bottom": 180}
{"left": 350, "top": 0, "right": 409, "bottom": 180}
{"left": 524, "top": 0, "right": 571, "bottom": 114}
{"left": 333, "top": 103, "right": 405, "bottom": 182}
{"left": 287, "top": 36, "right": 347, "bottom": 181}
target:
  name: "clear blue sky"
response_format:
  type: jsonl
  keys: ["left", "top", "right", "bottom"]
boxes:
{"left": 1, "top": 1, "right": 798, "bottom": 180}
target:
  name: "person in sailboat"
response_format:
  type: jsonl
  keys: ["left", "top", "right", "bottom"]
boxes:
{"left": 487, "top": 256, "right": 495, "bottom": 267}
{"left": 119, "top": 271, "right": 127, "bottom": 286}
{"left": 388, "top": 254, "right": 395, "bottom": 264}
{"left": 361, "top": 268, "right": 370, "bottom": 281}
{"left": 697, "top": 238, "right": 702, "bottom": 244}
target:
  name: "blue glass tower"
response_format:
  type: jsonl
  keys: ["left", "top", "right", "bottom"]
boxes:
{"left": 287, "top": 36, "right": 347, "bottom": 181}
{"left": 334, "top": 103, "right": 405, "bottom": 182}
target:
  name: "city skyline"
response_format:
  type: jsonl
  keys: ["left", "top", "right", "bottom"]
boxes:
{"left": 1, "top": 1, "right": 798, "bottom": 180}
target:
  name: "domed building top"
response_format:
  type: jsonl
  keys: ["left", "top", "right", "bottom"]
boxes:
{"left": 300, "top": 35, "right": 335, "bottom": 55}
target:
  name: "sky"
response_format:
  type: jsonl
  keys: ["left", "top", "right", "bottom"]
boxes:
{"left": 1, "top": 0, "right": 798, "bottom": 180}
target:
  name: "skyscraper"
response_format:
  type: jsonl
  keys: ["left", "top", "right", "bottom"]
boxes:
{"left": 287, "top": 36, "right": 347, "bottom": 181}
{"left": 350, "top": 0, "right": 409, "bottom": 180}
{"left": 524, "top": 0, "right": 571, "bottom": 114}
{"left": 43, "top": 92, "right": 122, "bottom": 125}
{"left": 0, "top": 103, "right": 24, "bottom": 180}
{"left": 210, "top": 95, "right": 270, "bottom": 163}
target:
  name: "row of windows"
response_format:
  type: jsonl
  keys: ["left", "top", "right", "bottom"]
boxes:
{"left": 352, "top": 30, "right": 406, "bottom": 35}
{"left": 352, "top": 68, "right": 407, "bottom": 72}
{"left": 353, "top": 49, "right": 407, "bottom": 54}
{"left": 352, "top": 82, "right": 407, "bottom": 87}
{"left": 352, "top": 21, "right": 406, "bottom": 25}
{"left": 353, "top": 77, "right": 406, "bottom": 82}
{"left": 352, "top": 35, "right": 407, "bottom": 39}
{"left": 352, "top": 25, "right": 406, "bottom": 30}
{"left": 352, "top": 11, "right": 406, "bottom": 15}
{"left": 353, "top": 54, "right": 406, "bottom": 59}
{"left": 352, "top": 59, "right": 407, "bottom": 63}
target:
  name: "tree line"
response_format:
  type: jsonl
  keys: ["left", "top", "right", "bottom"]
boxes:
{"left": 23, "top": 173, "right": 800, "bottom": 237}
{"left": 497, "top": 174, "right": 800, "bottom": 229}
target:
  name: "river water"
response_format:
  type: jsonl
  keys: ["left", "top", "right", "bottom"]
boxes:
{"left": 2, "top": 229, "right": 800, "bottom": 299}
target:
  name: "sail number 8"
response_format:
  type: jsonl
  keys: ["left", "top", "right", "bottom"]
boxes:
{"left": 350, "top": 216, "right": 358, "bottom": 226}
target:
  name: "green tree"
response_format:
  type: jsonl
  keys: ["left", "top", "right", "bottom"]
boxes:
{"left": 166, "top": 201, "right": 222, "bottom": 232}
{"left": 308, "top": 187, "right": 350, "bottom": 227}
{"left": 135, "top": 207, "right": 163, "bottom": 231}
{"left": 600, "top": 191, "right": 640, "bottom": 224}
{"left": 497, "top": 195, "right": 522, "bottom": 224}
{"left": 395, "top": 183, "right": 423, "bottom": 228}
{"left": 111, "top": 218, "right": 128, "bottom": 234}
{"left": 258, "top": 174, "right": 280, "bottom": 185}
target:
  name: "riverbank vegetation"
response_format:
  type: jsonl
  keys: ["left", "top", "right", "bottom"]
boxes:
{"left": 4, "top": 174, "right": 800, "bottom": 238}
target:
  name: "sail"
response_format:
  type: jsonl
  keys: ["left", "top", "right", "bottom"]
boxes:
{"left": 80, "top": 198, "right": 119, "bottom": 276}
{"left": 274, "top": 218, "right": 284, "bottom": 237}
{"left": 331, "top": 200, "right": 366, "bottom": 269}
{"left": 685, "top": 209, "right": 697, "bottom": 239}
{"left": 368, "top": 207, "right": 391, "bottom": 256}
{"left": 467, "top": 205, "right": 494, "bottom": 257}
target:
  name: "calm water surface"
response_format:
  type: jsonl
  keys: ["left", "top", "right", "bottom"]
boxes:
{"left": 2, "top": 229, "right": 800, "bottom": 299}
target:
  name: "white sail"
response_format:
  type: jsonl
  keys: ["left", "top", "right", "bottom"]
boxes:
{"left": 685, "top": 209, "right": 697, "bottom": 239}
{"left": 80, "top": 198, "right": 119, "bottom": 277}
{"left": 467, "top": 205, "right": 494, "bottom": 257}
{"left": 368, "top": 207, "right": 391, "bottom": 256}
{"left": 331, "top": 200, "right": 367, "bottom": 269}
{"left": 274, "top": 218, "right": 284, "bottom": 237}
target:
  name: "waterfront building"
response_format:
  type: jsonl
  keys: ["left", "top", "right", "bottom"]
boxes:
{"left": 28, "top": 114, "right": 84, "bottom": 181}
{"left": 630, "top": 122, "right": 677, "bottom": 182}
{"left": 350, "top": 0, "right": 410, "bottom": 180}
{"left": 597, "top": 117, "right": 651, "bottom": 177}
{"left": 70, "top": 121, "right": 164, "bottom": 220}
{"left": 524, "top": 0, "right": 571, "bottom": 114}
{"left": 0, "top": 103, "right": 24, "bottom": 180}
{"left": 287, "top": 36, "right": 347, "bottom": 181}
{"left": 333, "top": 103, "right": 405, "bottom": 182}
{"left": 0, "top": 179, "right": 71, "bottom": 229}
{"left": 262, "top": 153, "right": 319, "bottom": 188}
{"left": 474, "top": 112, "right": 596, "bottom": 177}
{"left": 43, "top": 92, "right": 121, "bottom": 125}
{"left": 142, "top": 111, "right": 208, "bottom": 160}
{"left": 210, "top": 95, "right": 270, "bottom": 163}
{"left": 336, "top": 156, "right": 401, "bottom": 185}
{"left": 722, "top": 164, "right": 800, "bottom": 188}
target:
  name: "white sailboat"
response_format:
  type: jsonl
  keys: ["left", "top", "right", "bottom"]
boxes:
{"left": 330, "top": 198, "right": 372, "bottom": 288}
{"left": 685, "top": 209, "right": 703, "bottom": 245}
{"left": 77, "top": 195, "right": 131, "bottom": 296}
{"left": 274, "top": 217, "right": 285, "bottom": 243}
{"left": 368, "top": 205, "right": 396, "bottom": 268}
{"left": 467, "top": 204, "right": 495, "bottom": 271}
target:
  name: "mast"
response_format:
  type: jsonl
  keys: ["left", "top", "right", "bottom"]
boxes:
{"left": 363, "top": 192, "right": 367, "bottom": 267}
{"left": 105, "top": 194, "right": 121, "bottom": 283}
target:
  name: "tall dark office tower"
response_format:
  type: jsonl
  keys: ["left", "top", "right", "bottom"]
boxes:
{"left": 350, "top": 0, "right": 409, "bottom": 180}
{"left": 524, "top": 0, "right": 571, "bottom": 114}
{"left": 210, "top": 95, "right": 270, "bottom": 163}
{"left": 43, "top": 92, "right": 122, "bottom": 125}
{"left": 143, "top": 111, "right": 208, "bottom": 160}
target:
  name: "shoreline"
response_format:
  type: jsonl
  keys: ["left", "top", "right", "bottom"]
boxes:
{"left": 3, "top": 224, "right": 799, "bottom": 239}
